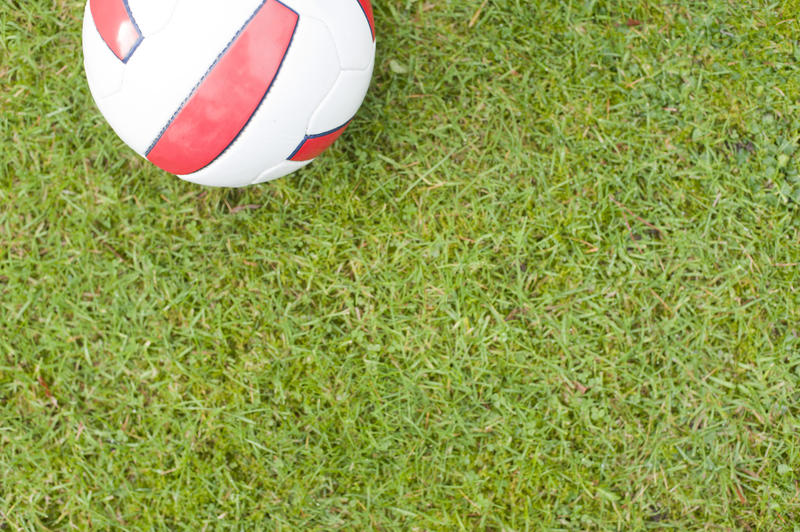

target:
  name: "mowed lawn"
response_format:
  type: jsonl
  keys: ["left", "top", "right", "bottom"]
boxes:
{"left": 2, "top": 0, "right": 800, "bottom": 529}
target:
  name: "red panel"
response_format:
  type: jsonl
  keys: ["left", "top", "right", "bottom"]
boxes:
{"left": 146, "top": 0, "right": 298, "bottom": 175}
{"left": 289, "top": 122, "right": 351, "bottom": 162}
{"left": 356, "top": 0, "right": 375, "bottom": 40}
{"left": 90, "top": 0, "right": 143, "bottom": 62}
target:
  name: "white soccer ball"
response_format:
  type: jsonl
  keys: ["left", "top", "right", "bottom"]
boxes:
{"left": 83, "top": 0, "right": 376, "bottom": 187}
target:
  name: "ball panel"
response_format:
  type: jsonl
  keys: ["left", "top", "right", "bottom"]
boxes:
{"left": 355, "top": 0, "right": 375, "bottom": 40}
{"left": 146, "top": 0, "right": 299, "bottom": 175}
{"left": 94, "top": 0, "right": 263, "bottom": 154}
{"left": 88, "top": 0, "right": 142, "bottom": 62}
{"left": 289, "top": 121, "right": 350, "bottom": 162}
{"left": 286, "top": 0, "right": 374, "bottom": 70}
{"left": 307, "top": 58, "right": 374, "bottom": 135}
{"left": 253, "top": 160, "right": 313, "bottom": 185}
{"left": 82, "top": 4, "right": 126, "bottom": 100}
{"left": 127, "top": 0, "right": 179, "bottom": 37}
{"left": 179, "top": 15, "right": 341, "bottom": 187}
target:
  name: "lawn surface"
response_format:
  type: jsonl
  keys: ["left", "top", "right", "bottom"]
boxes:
{"left": 2, "top": 0, "right": 800, "bottom": 529}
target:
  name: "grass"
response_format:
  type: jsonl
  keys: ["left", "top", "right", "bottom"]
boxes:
{"left": 2, "top": 0, "right": 800, "bottom": 529}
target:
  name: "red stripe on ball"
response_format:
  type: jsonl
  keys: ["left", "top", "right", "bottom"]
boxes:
{"left": 147, "top": 0, "right": 298, "bottom": 176}
{"left": 90, "top": 0, "right": 143, "bottom": 62}
{"left": 289, "top": 121, "right": 351, "bottom": 162}
{"left": 356, "top": 0, "right": 375, "bottom": 41}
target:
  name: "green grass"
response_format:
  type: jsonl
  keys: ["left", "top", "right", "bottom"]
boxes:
{"left": 2, "top": 0, "right": 800, "bottom": 529}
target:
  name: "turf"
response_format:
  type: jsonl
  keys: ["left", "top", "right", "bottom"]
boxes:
{"left": 2, "top": 0, "right": 800, "bottom": 529}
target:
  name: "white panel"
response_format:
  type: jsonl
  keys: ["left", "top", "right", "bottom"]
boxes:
{"left": 182, "top": 16, "right": 340, "bottom": 187}
{"left": 127, "top": 0, "right": 180, "bottom": 37}
{"left": 284, "top": 0, "right": 374, "bottom": 70}
{"left": 253, "top": 161, "right": 312, "bottom": 185}
{"left": 94, "top": 0, "right": 262, "bottom": 154}
{"left": 82, "top": 4, "right": 125, "bottom": 100}
{"left": 307, "top": 57, "right": 374, "bottom": 134}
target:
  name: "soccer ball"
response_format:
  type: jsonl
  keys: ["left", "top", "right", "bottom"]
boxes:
{"left": 83, "top": 0, "right": 376, "bottom": 187}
